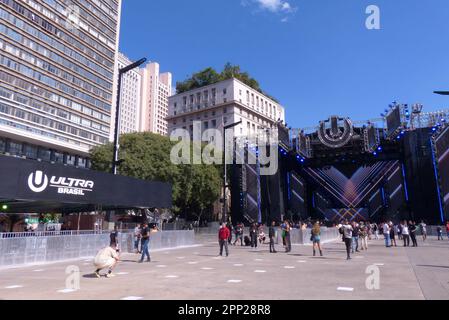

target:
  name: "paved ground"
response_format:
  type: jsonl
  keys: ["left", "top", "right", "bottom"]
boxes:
{"left": 0, "top": 234, "right": 448, "bottom": 300}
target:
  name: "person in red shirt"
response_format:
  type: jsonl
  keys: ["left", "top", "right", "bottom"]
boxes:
{"left": 218, "top": 223, "right": 231, "bottom": 257}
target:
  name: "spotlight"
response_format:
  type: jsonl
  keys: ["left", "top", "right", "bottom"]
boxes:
{"left": 1, "top": 204, "right": 8, "bottom": 211}
{"left": 377, "top": 146, "right": 382, "bottom": 151}
{"left": 373, "top": 152, "right": 378, "bottom": 156}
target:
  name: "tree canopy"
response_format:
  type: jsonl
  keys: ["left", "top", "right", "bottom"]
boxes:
{"left": 90, "top": 132, "right": 221, "bottom": 219}
{"left": 176, "top": 63, "right": 279, "bottom": 103}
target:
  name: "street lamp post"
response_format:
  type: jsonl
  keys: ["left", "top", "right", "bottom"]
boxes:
{"left": 112, "top": 58, "right": 146, "bottom": 175}
{"left": 222, "top": 120, "right": 242, "bottom": 223}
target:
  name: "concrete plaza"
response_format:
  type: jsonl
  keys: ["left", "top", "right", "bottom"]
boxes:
{"left": 0, "top": 234, "right": 448, "bottom": 300}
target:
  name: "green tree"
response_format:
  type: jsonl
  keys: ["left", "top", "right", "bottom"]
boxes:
{"left": 90, "top": 132, "right": 221, "bottom": 219}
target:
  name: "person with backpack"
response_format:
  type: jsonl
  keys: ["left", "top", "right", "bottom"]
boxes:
{"left": 409, "top": 221, "right": 418, "bottom": 247}
{"left": 233, "top": 222, "right": 244, "bottom": 246}
{"left": 359, "top": 222, "right": 368, "bottom": 251}
{"left": 249, "top": 223, "right": 259, "bottom": 250}
{"left": 282, "top": 220, "right": 292, "bottom": 253}
{"left": 437, "top": 226, "right": 443, "bottom": 240}
{"left": 340, "top": 220, "right": 353, "bottom": 260}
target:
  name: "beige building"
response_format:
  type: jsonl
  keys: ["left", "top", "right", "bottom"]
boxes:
{"left": 141, "top": 62, "right": 172, "bottom": 136}
{"left": 167, "top": 78, "right": 285, "bottom": 140}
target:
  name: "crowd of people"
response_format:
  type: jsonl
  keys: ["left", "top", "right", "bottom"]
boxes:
{"left": 93, "top": 219, "right": 449, "bottom": 278}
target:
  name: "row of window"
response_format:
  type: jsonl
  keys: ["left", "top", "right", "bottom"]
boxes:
{"left": 0, "top": 0, "right": 115, "bottom": 68}
{"left": 0, "top": 137, "right": 90, "bottom": 168}
{"left": 0, "top": 38, "right": 112, "bottom": 102}
{"left": 0, "top": 86, "right": 109, "bottom": 135}
{"left": 0, "top": 54, "right": 111, "bottom": 111}
{"left": 0, "top": 102, "right": 109, "bottom": 144}
{"left": 0, "top": 8, "right": 113, "bottom": 79}
{"left": 0, "top": 117, "right": 91, "bottom": 149}
{"left": 42, "top": 0, "right": 117, "bottom": 45}
{"left": 0, "top": 23, "right": 112, "bottom": 90}
{"left": 0, "top": 71, "right": 111, "bottom": 125}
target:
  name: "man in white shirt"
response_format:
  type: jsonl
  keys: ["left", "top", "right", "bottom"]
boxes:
{"left": 401, "top": 221, "right": 410, "bottom": 247}
{"left": 94, "top": 244, "right": 120, "bottom": 278}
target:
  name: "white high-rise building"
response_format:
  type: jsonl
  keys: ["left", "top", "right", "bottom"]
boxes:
{"left": 167, "top": 78, "right": 285, "bottom": 140}
{"left": 141, "top": 62, "right": 172, "bottom": 136}
{"left": 116, "top": 53, "right": 142, "bottom": 134}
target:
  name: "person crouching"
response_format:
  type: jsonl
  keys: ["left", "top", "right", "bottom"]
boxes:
{"left": 93, "top": 244, "right": 120, "bottom": 278}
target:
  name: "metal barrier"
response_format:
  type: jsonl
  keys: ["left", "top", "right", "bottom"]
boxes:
{"left": 276, "top": 228, "right": 340, "bottom": 245}
{"left": 0, "top": 230, "right": 110, "bottom": 239}
{"left": 0, "top": 230, "right": 195, "bottom": 268}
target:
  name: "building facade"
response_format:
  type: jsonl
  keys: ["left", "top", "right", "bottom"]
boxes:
{"left": 167, "top": 78, "right": 285, "bottom": 140}
{"left": 141, "top": 62, "right": 172, "bottom": 136}
{"left": 0, "top": 0, "right": 122, "bottom": 168}
{"left": 116, "top": 52, "right": 142, "bottom": 134}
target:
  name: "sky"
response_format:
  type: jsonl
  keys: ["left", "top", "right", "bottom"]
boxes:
{"left": 119, "top": 0, "right": 449, "bottom": 129}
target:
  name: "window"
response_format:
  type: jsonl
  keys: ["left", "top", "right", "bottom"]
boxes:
{"left": 223, "top": 88, "right": 227, "bottom": 95}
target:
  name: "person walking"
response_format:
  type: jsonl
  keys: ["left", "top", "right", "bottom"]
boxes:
{"left": 359, "top": 222, "right": 368, "bottom": 251}
{"left": 437, "top": 226, "right": 443, "bottom": 240}
{"left": 397, "top": 223, "right": 403, "bottom": 241}
{"left": 269, "top": 221, "right": 277, "bottom": 253}
{"left": 110, "top": 225, "right": 119, "bottom": 249}
{"left": 401, "top": 221, "right": 410, "bottom": 247}
{"left": 139, "top": 222, "right": 151, "bottom": 263}
{"left": 249, "top": 223, "right": 258, "bottom": 250}
{"left": 233, "top": 222, "right": 244, "bottom": 246}
{"left": 373, "top": 223, "right": 379, "bottom": 240}
{"left": 390, "top": 222, "right": 397, "bottom": 247}
{"left": 218, "top": 223, "right": 230, "bottom": 257}
{"left": 226, "top": 222, "right": 233, "bottom": 245}
{"left": 409, "top": 221, "right": 418, "bottom": 247}
{"left": 341, "top": 220, "right": 353, "bottom": 260}
{"left": 445, "top": 221, "right": 449, "bottom": 240}
{"left": 94, "top": 243, "right": 120, "bottom": 278}
{"left": 419, "top": 221, "right": 427, "bottom": 242}
{"left": 311, "top": 222, "right": 323, "bottom": 257}
{"left": 351, "top": 221, "right": 360, "bottom": 253}
{"left": 133, "top": 224, "right": 141, "bottom": 254}
{"left": 282, "top": 220, "right": 292, "bottom": 253}
{"left": 382, "top": 222, "right": 391, "bottom": 248}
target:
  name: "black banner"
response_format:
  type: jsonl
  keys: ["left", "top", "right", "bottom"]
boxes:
{"left": 0, "top": 155, "right": 172, "bottom": 210}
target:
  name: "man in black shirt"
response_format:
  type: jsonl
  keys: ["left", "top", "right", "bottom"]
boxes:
{"left": 409, "top": 221, "right": 418, "bottom": 247}
{"left": 110, "top": 226, "right": 119, "bottom": 251}
{"left": 139, "top": 222, "right": 151, "bottom": 263}
{"left": 269, "top": 221, "right": 277, "bottom": 253}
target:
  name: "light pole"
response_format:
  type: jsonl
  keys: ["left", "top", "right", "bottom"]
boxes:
{"left": 222, "top": 120, "right": 242, "bottom": 223}
{"left": 112, "top": 58, "right": 147, "bottom": 175}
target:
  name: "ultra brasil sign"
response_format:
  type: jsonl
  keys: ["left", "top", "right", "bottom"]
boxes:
{"left": 27, "top": 170, "right": 94, "bottom": 196}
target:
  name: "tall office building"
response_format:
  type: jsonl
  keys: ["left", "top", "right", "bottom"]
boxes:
{"left": 116, "top": 52, "right": 142, "bottom": 134}
{"left": 167, "top": 78, "right": 285, "bottom": 140}
{"left": 141, "top": 62, "right": 172, "bottom": 136}
{"left": 0, "top": 0, "right": 122, "bottom": 168}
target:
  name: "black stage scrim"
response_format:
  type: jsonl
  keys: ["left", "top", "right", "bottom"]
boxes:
{"left": 384, "top": 162, "right": 405, "bottom": 215}
{"left": 435, "top": 126, "right": 449, "bottom": 219}
{"left": 289, "top": 172, "right": 306, "bottom": 219}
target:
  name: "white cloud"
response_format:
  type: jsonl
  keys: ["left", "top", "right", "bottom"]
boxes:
{"left": 242, "top": 0, "right": 297, "bottom": 21}
{"left": 255, "top": 0, "right": 295, "bottom": 13}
